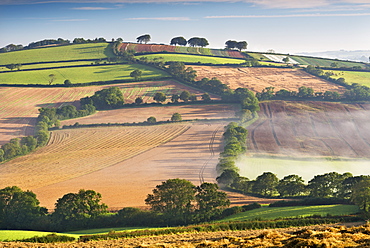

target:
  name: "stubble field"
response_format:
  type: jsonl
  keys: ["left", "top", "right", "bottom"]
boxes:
{"left": 0, "top": 80, "right": 217, "bottom": 145}
{"left": 192, "top": 66, "right": 346, "bottom": 93}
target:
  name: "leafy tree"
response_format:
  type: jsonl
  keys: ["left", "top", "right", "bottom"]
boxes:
{"left": 187, "top": 37, "right": 209, "bottom": 47}
{"left": 236, "top": 41, "right": 248, "bottom": 51}
{"left": 137, "top": 34, "right": 151, "bottom": 44}
{"left": 147, "top": 116, "right": 156, "bottom": 123}
{"left": 180, "top": 90, "right": 191, "bottom": 102}
{"left": 171, "top": 94, "right": 180, "bottom": 103}
{"left": 53, "top": 189, "right": 108, "bottom": 223}
{"left": 5, "top": 64, "right": 16, "bottom": 71}
{"left": 256, "top": 87, "right": 274, "bottom": 101}
{"left": 48, "top": 74, "right": 56, "bottom": 85}
{"left": 63, "top": 79, "right": 72, "bottom": 86}
{"left": 225, "top": 40, "right": 238, "bottom": 49}
{"left": 189, "top": 94, "right": 197, "bottom": 102}
{"left": 195, "top": 183, "right": 230, "bottom": 221}
{"left": 145, "top": 179, "right": 196, "bottom": 224}
{"left": 252, "top": 172, "right": 279, "bottom": 196}
{"left": 21, "top": 136, "right": 37, "bottom": 152}
{"left": 308, "top": 172, "right": 352, "bottom": 198}
{"left": 216, "top": 169, "right": 239, "bottom": 186}
{"left": 201, "top": 93, "right": 211, "bottom": 102}
{"left": 130, "top": 69, "right": 142, "bottom": 81}
{"left": 282, "top": 57, "right": 290, "bottom": 63}
{"left": 0, "top": 149, "right": 4, "bottom": 162}
{"left": 171, "top": 113, "right": 182, "bottom": 122}
{"left": 277, "top": 174, "right": 306, "bottom": 197}
{"left": 170, "top": 36, "right": 187, "bottom": 46}
{"left": 153, "top": 92, "right": 166, "bottom": 103}
{"left": 0, "top": 186, "right": 47, "bottom": 229}
{"left": 297, "top": 86, "right": 314, "bottom": 98}
{"left": 351, "top": 178, "right": 370, "bottom": 212}
{"left": 83, "top": 87, "right": 125, "bottom": 110}
{"left": 135, "top": 97, "right": 143, "bottom": 104}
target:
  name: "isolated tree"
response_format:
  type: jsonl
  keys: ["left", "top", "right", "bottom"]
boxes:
{"left": 252, "top": 172, "right": 279, "bottom": 196}
{"left": 170, "top": 36, "right": 187, "bottom": 46}
{"left": 0, "top": 186, "right": 46, "bottom": 229}
{"left": 137, "top": 34, "right": 151, "bottom": 44}
{"left": 195, "top": 183, "right": 230, "bottom": 221}
{"left": 180, "top": 90, "right": 191, "bottom": 102}
{"left": 236, "top": 41, "right": 248, "bottom": 51}
{"left": 171, "top": 94, "right": 180, "bottom": 103}
{"left": 53, "top": 189, "right": 108, "bottom": 223}
{"left": 135, "top": 97, "right": 143, "bottom": 105}
{"left": 147, "top": 116, "right": 156, "bottom": 123}
{"left": 171, "top": 113, "right": 182, "bottom": 122}
{"left": 5, "top": 64, "right": 16, "bottom": 70}
{"left": 116, "top": 37, "right": 123, "bottom": 43}
{"left": 153, "top": 92, "right": 166, "bottom": 103}
{"left": 48, "top": 74, "right": 56, "bottom": 85}
{"left": 201, "top": 93, "right": 211, "bottom": 102}
{"left": 282, "top": 56, "right": 290, "bottom": 63}
{"left": 277, "top": 174, "right": 306, "bottom": 197}
{"left": 63, "top": 79, "right": 72, "bottom": 86}
{"left": 225, "top": 40, "right": 238, "bottom": 49}
{"left": 130, "top": 69, "right": 142, "bottom": 81}
{"left": 145, "top": 179, "right": 196, "bottom": 223}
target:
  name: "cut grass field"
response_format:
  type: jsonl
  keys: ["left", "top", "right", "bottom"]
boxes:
{"left": 325, "top": 70, "right": 370, "bottom": 87}
{"left": 219, "top": 205, "right": 360, "bottom": 222}
{"left": 0, "top": 43, "right": 112, "bottom": 65}
{"left": 0, "top": 61, "right": 93, "bottom": 71}
{"left": 0, "top": 231, "right": 79, "bottom": 241}
{"left": 0, "top": 64, "right": 168, "bottom": 85}
{"left": 136, "top": 53, "right": 246, "bottom": 64}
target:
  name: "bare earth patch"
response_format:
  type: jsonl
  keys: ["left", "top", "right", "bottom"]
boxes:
{"left": 191, "top": 66, "right": 346, "bottom": 93}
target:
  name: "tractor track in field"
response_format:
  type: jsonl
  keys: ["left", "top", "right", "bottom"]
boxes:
{"left": 199, "top": 125, "right": 222, "bottom": 184}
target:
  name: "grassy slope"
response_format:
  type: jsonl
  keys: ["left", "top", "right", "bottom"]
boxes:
{"left": 0, "top": 43, "right": 113, "bottom": 64}
{"left": 0, "top": 231, "right": 79, "bottom": 241}
{"left": 325, "top": 70, "right": 370, "bottom": 87}
{"left": 0, "top": 64, "right": 168, "bottom": 85}
{"left": 220, "top": 205, "right": 360, "bottom": 222}
{"left": 136, "top": 53, "right": 245, "bottom": 64}
{"left": 0, "top": 61, "right": 92, "bottom": 71}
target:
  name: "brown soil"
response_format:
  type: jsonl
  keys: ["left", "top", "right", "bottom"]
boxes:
{"left": 248, "top": 101, "right": 370, "bottom": 159}
{"left": 191, "top": 66, "right": 346, "bottom": 93}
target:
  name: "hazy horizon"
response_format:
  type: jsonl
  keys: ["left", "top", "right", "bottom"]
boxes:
{"left": 1, "top": 0, "right": 369, "bottom": 54}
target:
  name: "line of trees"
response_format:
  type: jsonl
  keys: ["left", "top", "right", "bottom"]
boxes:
{"left": 169, "top": 36, "right": 210, "bottom": 47}
{"left": 0, "top": 179, "right": 231, "bottom": 230}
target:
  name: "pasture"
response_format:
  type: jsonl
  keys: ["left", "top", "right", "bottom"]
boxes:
{"left": 191, "top": 66, "right": 346, "bottom": 93}
{"left": 325, "top": 70, "right": 370, "bottom": 87}
{"left": 136, "top": 53, "right": 246, "bottom": 64}
{"left": 0, "top": 43, "right": 112, "bottom": 65}
{"left": 0, "top": 61, "right": 92, "bottom": 72}
{"left": 0, "top": 64, "right": 167, "bottom": 85}
{"left": 220, "top": 205, "right": 359, "bottom": 222}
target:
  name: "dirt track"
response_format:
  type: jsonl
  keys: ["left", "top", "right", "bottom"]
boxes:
{"left": 192, "top": 66, "right": 346, "bottom": 93}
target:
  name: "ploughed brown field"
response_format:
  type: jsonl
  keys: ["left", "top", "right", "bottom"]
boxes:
{"left": 191, "top": 66, "right": 346, "bottom": 93}
{"left": 247, "top": 101, "right": 370, "bottom": 159}
{"left": 0, "top": 104, "right": 239, "bottom": 210}
{"left": 0, "top": 80, "right": 217, "bottom": 145}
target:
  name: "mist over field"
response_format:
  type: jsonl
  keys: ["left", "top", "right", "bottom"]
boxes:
{"left": 237, "top": 156, "right": 370, "bottom": 182}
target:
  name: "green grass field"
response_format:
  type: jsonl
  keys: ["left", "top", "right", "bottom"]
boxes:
{"left": 220, "top": 205, "right": 359, "bottom": 222}
{"left": 136, "top": 53, "right": 246, "bottom": 64}
{"left": 0, "top": 43, "right": 113, "bottom": 65}
{"left": 325, "top": 70, "right": 370, "bottom": 87}
{"left": 0, "top": 61, "right": 93, "bottom": 72}
{"left": 290, "top": 55, "right": 364, "bottom": 68}
{"left": 238, "top": 156, "right": 370, "bottom": 182}
{"left": 0, "top": 64, "right": 168, "bottom": 85}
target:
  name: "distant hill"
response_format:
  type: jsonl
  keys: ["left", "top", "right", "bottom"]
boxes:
{"left": 298, "top": 50, "right": 370, "bottom": 63}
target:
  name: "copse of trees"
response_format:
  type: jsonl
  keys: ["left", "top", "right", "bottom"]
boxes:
{"left": 80, "top": 87, "right": 124, "bottom": 110}
{"left": 187, "top": 37, "right": 209, "bottom": 47}
{"left": 170, "top": 36, "right": 187, "bottom": 46}
{"left": 225, "top": 40, "right": 248, "bottom": 51}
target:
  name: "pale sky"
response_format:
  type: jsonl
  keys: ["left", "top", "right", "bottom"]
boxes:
{"left": 0, "top": 0, "right": 369, "bottom": 53}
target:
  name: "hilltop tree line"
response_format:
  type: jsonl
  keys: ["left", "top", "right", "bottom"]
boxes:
{"left": 0, "top": 179, "right": 231, "bottom": 231}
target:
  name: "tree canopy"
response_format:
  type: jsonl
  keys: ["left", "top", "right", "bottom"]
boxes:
{"left": 81, "top": 87, "right": 124, "bottom": 110}
{"left": 187, "top": 37, "right": 209, "bottom": 47}
{"left": 170, "top": 36, "right": 187, "bottom": 46}
{"left": 137, "top": 34, "right": 151, "bottom": 44}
